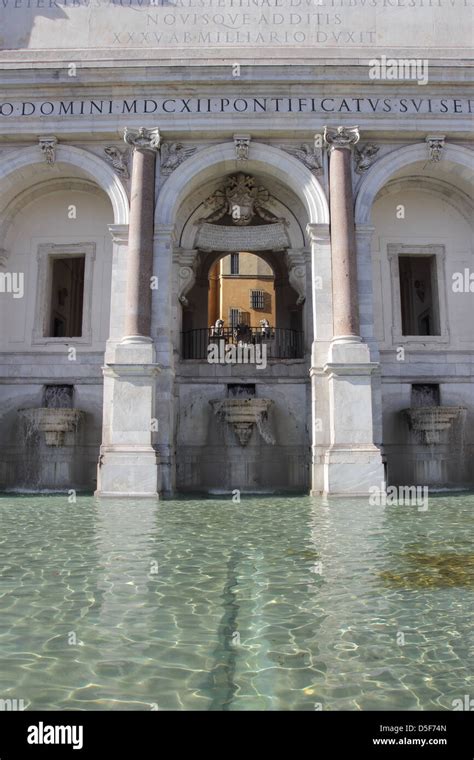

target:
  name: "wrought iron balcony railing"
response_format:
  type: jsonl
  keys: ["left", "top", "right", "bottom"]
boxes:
{"left": 181, "top": 327, "right": 304, "bottom": 360}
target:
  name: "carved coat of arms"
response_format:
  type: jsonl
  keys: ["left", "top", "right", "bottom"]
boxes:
{"left": 202, "top": 173, "right": 280, "bottom": 227}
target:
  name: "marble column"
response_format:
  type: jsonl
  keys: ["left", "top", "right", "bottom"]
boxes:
{"left": 325, "top": 125, "right": 360, "bottom": 342}
{"left": 95, "top": 127, "right": 162, "bottom": 499}
{"left": 123, "top": 127, "right": 161, "bottom": 343}
{"left": 318, "top": 126, "right": 385, "bottom": 496}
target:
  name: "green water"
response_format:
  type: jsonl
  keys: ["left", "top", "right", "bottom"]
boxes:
{"left": 0, "top": 493, "right": 472, "bottom": 710}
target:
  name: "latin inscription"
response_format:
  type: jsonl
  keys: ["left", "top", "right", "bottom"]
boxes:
{"left": 0, "top": 96, "right": 472, "bottom": 118}
{"left": 0, "top": 0, "right": 473, "bottom": 53}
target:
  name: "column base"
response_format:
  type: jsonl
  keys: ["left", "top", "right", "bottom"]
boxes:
{"left": 120, "top": 334, "right": 153, "bottom": 346}
{"left": 95, "top": 447, "right": 160, "bottom": 499}
{"left": 322, "top": 445, "right": 385, "bottom": 496}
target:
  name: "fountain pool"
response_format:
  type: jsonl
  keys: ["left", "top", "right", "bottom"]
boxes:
{"left": 0, "top": 492, "right": 472, "bottom": 710}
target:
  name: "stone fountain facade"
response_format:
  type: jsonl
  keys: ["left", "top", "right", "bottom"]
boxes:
{"left": 0, "top": 27, "right": 473, "bottom": 496}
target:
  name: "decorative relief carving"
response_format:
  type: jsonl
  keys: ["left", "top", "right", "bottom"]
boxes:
{"left": 160, "top": 143, "right": 197, "bottom": 175}
{"left": 201, "top": 173, "right": 282, "bottom": 227}
{"left": 233, "top": 134, "right": 251, "bottom": 161}
{"left": 178, "top": 267, "right": 194, "bottom": 306}
{"left": 104, "top": 146, "right": 130, "bottom": 179}
{"left": 123, "top": 127, "right": 161, "bottom": 152}
{"left": 280, "top": 144, "right": 323, "bottom": 175}
{"left": 425, "top": 134, "right": 445, "bottom": 162}
{"left": 39, "top": 136, "right": 58, "bottom": 165}
{"left": 323, "top": 125, "right": 360, "bottom": 150}
{"left": 174, "top": 249, "right": 198, "bottom": 306}
{"left": 286, "top": 249, "right": 308, "bottom": 305}
{"left": 354, "top": 143, "right": 380, "bottom": 173}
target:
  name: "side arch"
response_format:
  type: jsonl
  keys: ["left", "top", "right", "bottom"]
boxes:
{"left": 0, "top": 144, "right": 129, "bottom": 225}
{"left": 355, "top": 143, "right": 474, "bottom": 224}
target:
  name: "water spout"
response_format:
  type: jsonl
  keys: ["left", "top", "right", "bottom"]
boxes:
{"left": 210, "top": 398, "right": 275, "bottom": 447}
{"left": 403, "top": 406, "right": 465, "bottom": 445}
{"left": 401, "top": 405, "right": 467, "bottom": 487}
{"left": 18, "top": 408, "right": 83, "bottom": 447}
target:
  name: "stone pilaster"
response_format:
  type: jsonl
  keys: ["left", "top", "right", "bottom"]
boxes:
{"left": 307, "top": 223, "right": 332, "bottom": 495}
{"left": 96, "top": 127, "right": 162, "bottom": 498}
{"left": 318, "top": 127, "right": 385, "bottom": 496}
{"left": 104, "top": 224, "right": 128, "bottom": 360}
{"left": 152, "top": 225, "right": 179, "bottom": 495}
{"left": 355, "top": 224, "right": 377, "bottom": 346}
{"left": 356, "top": 223, "right": 383, "bottom": 452}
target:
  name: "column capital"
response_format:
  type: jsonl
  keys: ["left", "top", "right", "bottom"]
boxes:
{"left": 108, "top": 224, "right": 129, "bottom": 244}
{"left": 286, "top": 247, "right": 311, "bottom": 264}
{"left": 355, "top": 223, "right": 376, "bottom": 243}
{"left": 172, "top": 247, "right": 198, "bottom": 266}
{"left": 124, "top": 127, "right": 161, "bottom": 153}
{"left": 154, "top": 224, "right": 178, "bottom": 245}
{"left": 306, "top": 222, "right": 330, "bottom": 244}
{"left": 323, "top": 126, "right": 360, "bottom": 152}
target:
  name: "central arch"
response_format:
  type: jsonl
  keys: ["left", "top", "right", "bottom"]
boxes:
{"left": 155, "top": 142, "right": 329, "bottom": 226}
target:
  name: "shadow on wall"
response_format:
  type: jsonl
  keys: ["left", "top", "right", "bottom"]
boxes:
{"left": 0, "top": 2, "right": 176, "bottom": 50}
{"left": 0, "top": 5, "right": 69, "bottom": 50}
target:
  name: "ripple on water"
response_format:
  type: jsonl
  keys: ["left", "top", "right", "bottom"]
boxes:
{"left": 0, "top": 493, "right": 472, "bottom": 710}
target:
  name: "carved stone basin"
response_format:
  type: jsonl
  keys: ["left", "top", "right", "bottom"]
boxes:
{"left": 210, "top": 398, "right": 274, "bottom": 447}
{"left": 402, "top": 406, "right": 465, "bottom": 444}
{"left": 18, "top": 408, "right": 84, "bottom": 447}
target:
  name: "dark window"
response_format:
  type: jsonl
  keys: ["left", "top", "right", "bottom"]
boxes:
{"left": 227, "top": 384, "right": 256, "bottom": 397}
{"left": 230, "top": 253, "right": 239, "bottom": 275}
{"left": 43, "top": 385, "right": 74, "bottom": 409}
{"left": 229, "top": 308, "right": 240, "bottom": 328}
{"left": 399, "top": 255, "right": 439, "bottom": 336}
{"left": 250, "top": 289, "right": 265, "bottom": 310}
{"left": 229, "top": 308, "right": 250, "bottom": 327}
{"left": 411, "top": 384, "right": 440, "bottom": 407}
{"left": 48, "top": 256, "right": 85, "bottom": 337}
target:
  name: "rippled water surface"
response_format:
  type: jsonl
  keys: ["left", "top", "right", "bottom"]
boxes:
{"left": 0, "top": 493, "right": 473, "bottom": 710}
